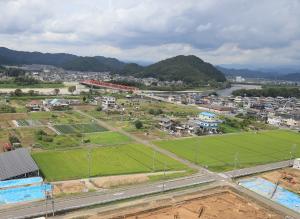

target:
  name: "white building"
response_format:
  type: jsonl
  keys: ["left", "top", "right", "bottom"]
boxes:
{"left": 102, "top": 96, "right": 116, "bottom": 109}
{"left": 267, "top": 117, "right": 282, "bottom": 127}
{"left": 235, "top": 76, "right": 245, "bottom": 83}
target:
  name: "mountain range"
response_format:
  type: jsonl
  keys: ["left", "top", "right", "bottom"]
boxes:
{"left": 0, "top": 47, "right": 226, "bottom": 84}
{"left": 217, "top": 66, "right": 300, "bottom": 82}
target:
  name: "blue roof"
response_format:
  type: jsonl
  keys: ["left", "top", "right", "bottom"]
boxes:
{"left": 200, "top": 112, "right": 216, "bottom": 117}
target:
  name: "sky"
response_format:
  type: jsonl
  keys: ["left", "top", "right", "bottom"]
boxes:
{"left": 0, "top": 0, "right": 300, "bottom": 68}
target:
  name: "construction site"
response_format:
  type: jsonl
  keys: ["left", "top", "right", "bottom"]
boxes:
{"left": 55, "top": 184, "right": 289, "bottom": 219}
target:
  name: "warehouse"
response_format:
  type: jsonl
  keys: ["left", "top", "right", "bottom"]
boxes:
{"left": 0, "top": 148, "right": 39, "bottom": 181}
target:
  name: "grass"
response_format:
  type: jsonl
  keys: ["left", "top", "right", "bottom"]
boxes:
{"left": 35, "top": 134, "right": 81, "bottom": 149}
{"left": 32, "top": 144, "right": 189, "bottom": 181}
{"left": 0, "top": 83, "right": 64, "bottom": 88}
{"left": 154, "top": 130, "right": 300, "bottom": 172}
{"left": 86, "top": 131, "right": 132, "bottom": 146}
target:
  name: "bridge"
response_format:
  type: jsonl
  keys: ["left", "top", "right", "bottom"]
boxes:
{"left": 80, "top": 80, "right": 139, "bottom": 92}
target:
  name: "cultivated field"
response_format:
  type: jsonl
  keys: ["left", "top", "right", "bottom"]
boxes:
{"left": 53, "top": 123, "right": 107, "bottom": 134}
{"left": 155, "top": 130, "right": 300, "bottom": 172}
{"left": 33, "top": 144, "right": 188, "bottom": 181}
{"left": 86, "top": 131, "right": 132, "bottom": 146}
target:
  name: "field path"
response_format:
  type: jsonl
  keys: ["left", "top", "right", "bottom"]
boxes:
{"left": 76, "top": 110, "right": 208, "bottom": 173}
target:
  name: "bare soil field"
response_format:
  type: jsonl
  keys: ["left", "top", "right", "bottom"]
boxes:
{"left": 76, "top": 188, "right": 284, "bottom": 219}
{"left": 261, "top": 168, "right": 300, "bottom": 194}
{"left": 0, "top": 113, "right": 28, "bottom": 121}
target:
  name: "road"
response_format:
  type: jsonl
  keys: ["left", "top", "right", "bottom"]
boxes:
{"left": 0, "top": 174, "right": 215, "bottom": 219}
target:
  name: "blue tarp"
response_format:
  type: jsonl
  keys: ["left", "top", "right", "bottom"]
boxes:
{"left": 0, "top": 183, "right": 51, "bottom": 205}
{"left": 0, "top": 177, "right": 42, "bottom": 189}
{"left": 239, "top": 177, "right": 300, "bottom": 213}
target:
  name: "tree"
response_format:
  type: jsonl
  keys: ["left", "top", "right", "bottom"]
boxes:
{"left": 53, "top": 88, "right": 60, "bottom": 96}
{"left": 28, "top": 90, "right": 35, "bottom": 96}
{"left": 68, "top": 86, "right": 76, "bottom": 95}
{"left": 134, "top": 120, "right": 143, "bottom": 129}
{"left": 14, "top": 88, "right": 23, "bottom": 96}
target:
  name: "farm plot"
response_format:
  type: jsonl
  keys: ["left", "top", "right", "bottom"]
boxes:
{"left": 155, "top": 130, "right": 300, "bottom": 172}
{"left": 86, "top": 131, "right": 132, "bottom": 146}
{"left": 32, "top": 143, "right": 188, "bottom": 181}
{"left": 28, "top": 111, "right": 91, "bottom": 124}
{"left": 72, "top": 123, "right": 107, "bottom": 133}
{"left": 53, "top": 123, "right": 107, "bottom": 134}
{"left": 53, "top": 124, "right": 77, "bottom": 134}
{"left": 15, "top": 120, "right": 42, "bottom": 127}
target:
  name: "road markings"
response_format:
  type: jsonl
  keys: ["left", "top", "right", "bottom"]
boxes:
{"left": 113, "top": 192, "right": 124, "bottom": 196}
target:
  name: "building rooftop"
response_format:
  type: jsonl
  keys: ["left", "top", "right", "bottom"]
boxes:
{"left": 0, "top": 148, "right": 39, "bottom": 181}
{"left": 199, "top": 112, "right": 216, "bottom": 117}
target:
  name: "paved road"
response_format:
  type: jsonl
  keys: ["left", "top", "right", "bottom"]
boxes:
{"left": 0, "top": 174, "right": 215, "bottom": 219}
{"left": 224, "top": 160, "right": 293, "bottom": 178}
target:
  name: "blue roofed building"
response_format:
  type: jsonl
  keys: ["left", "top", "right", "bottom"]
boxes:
{"left": 188, "top": 112, "right": 222, "bottom": 134}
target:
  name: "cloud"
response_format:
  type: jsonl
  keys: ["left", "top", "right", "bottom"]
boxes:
{"left": 0, "top": 0, "right": 299, "bottom": 67}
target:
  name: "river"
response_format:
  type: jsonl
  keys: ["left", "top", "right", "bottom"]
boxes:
{"left": 217, "top": 84, "right": 262, "bottom": 96}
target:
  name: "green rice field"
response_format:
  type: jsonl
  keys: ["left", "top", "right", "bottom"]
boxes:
{"left": 154, "top": 130, "right": 300, "bottom": 172}
{"left": 32, "top": 144, "right": 188, "bottom": 181}
{"left": 86, "top": 131, "right": 132, "bottom": 146}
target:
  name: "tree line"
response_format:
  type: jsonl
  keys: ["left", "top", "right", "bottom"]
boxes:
{"left": 232, "top": 87, "right": 300, "bottom": 98}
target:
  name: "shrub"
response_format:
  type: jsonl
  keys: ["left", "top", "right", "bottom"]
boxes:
{"left": 134, "top": 120, "right": 143, "bottom": 129}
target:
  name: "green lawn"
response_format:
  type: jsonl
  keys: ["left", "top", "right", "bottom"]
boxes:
{"left": 86, "top": 131, "right": 132, "bottom": 145}
{"left": 33, "top": 144, "right": 188, "bottom": 181}
{"left": 154, "top": 130, "right": 300, "bottom": 172}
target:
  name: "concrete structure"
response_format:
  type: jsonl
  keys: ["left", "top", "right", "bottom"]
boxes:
{"left": 293, "top": 158, "right": 300, "bottom": 169}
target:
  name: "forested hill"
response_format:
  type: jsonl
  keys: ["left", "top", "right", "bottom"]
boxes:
{"left": 130, "top": 55, "right": 226, "bottom": 84}
{"left": 0, "top": 47, "right": 226, "bottom": 84}
{"left": 0, "top": 47, "right": 126, "bottom": 72}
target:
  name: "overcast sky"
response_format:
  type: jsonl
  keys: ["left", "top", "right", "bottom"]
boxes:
{"left": 0, "top": 0, "right": 300, "bottom": 68}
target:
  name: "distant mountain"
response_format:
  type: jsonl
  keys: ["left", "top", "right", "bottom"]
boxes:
{"left": 136, "top": 55, "right": 226, "bottom": 84}
{"left": 0, "top": 47, "right": 225, "bottom": 84}
{"left": 278, "top": 73, "right": 300, "bottom": 81}
{"left": 0, "top": 47, "right": 126, "bottom": 72}
{"left": 216, "top": 66, "right": 279, "bottom": 79}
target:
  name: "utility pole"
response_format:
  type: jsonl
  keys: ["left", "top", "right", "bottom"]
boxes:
{"left": 44, "top": 183, "right": 48, "bottom": 219}
{"left": 152, "top": 150, "right": 156, "bottom": 172}
{"left": 162, "top": 161, "right": 166, "bottom": 192}
{"left": 88, "top": 148, "right": 92, "bottom": 178}
{"left": 51, "top": 184, "right": 54, "bottom": 217}
{"left": 234, "top": 152, "right": 240, "bottom": 170}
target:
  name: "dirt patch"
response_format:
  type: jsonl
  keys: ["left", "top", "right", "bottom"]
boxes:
{"left": 261, "top": 168, "right": 300, "bottom": 194}
{"left": 53, "top": 181, "right": 86, "bottom": 195}
{"left": 91, "top": 175, "right": 149, "bottom": 189}
{"left": 85, "top": 189, "right": 282, "bottom": 219}
{"left": 73, "top": 105, "right": 96, "bottom": 111}
{"left": 0, "top": 113, "right": 28, "bottom": 121}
